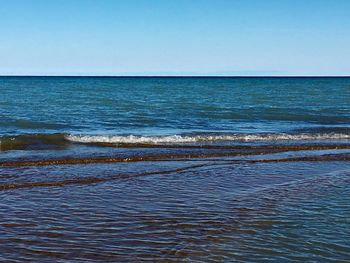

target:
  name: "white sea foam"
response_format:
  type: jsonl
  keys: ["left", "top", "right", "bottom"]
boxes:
{"left": 66, "top": 133, "right": 350, "bottom": 144}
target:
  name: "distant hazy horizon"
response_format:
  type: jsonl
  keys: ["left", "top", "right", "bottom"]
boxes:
{"left": 1, "top": 74, "right": 350, "bottom": 77}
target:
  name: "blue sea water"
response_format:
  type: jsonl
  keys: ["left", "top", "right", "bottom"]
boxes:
{"left": 0, "top": 77, "right": 349, "bottom": 141}
{"left": 0, "top": 77, "right": 349, "bottom": 262}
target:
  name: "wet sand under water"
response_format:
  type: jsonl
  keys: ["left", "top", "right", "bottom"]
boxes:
{"left": 0, "top": 144, "right": 350, "bottom": 262}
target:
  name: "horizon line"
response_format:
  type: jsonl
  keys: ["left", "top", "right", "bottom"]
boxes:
{"left": 0, "top": 75, "right": 350, "bottom": 78}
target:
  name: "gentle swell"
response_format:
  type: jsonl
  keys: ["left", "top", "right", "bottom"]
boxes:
{"left": 1, "top": 132, "right": 349, "bottom": 151}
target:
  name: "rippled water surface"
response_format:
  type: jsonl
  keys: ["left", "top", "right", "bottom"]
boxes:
{"left": 0, "top": 77, "right": 349, "bottom": 261}
{"left": 1, "top": 155, "right": 350, "bottom": 262}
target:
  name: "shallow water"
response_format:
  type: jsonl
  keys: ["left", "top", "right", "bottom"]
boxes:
{"left": 0, "top": 77, "right": 349, "bottom": 261}
{"left": 1, "top": 154, "right": 350, "bottom": 262}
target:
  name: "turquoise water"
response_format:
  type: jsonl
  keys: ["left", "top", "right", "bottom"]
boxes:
{"left": 0, "top": 77, "right": 349, "bottom": 261}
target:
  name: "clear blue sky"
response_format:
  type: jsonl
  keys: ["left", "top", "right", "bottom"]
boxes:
{"left": 0, "top": 0, "right": 349, "bottom": 76}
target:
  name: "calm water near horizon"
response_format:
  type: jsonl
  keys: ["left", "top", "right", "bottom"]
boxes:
{"left": 0, "top": 77, "right": 349, "bottom": 261}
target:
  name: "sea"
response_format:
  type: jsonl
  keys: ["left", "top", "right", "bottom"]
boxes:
{"left": 0, "top": 76, "right": 349, "bottom": 262}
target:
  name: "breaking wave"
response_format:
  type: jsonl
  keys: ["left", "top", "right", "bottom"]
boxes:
{"left": 1, "top": 132, "right": 349, "bottom": 151}
{"left": 66, "top": 133, "right": 350, "bottom": 144}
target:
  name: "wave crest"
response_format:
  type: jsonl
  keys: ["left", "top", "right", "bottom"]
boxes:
{"left": 66, "top": 133, "right": 350, "bottom": 145}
